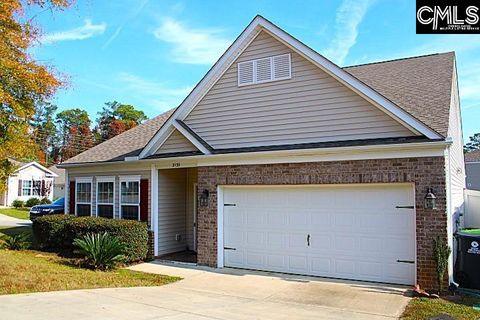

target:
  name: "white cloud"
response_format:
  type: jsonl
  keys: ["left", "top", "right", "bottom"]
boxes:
{"left": 118, "top": 72, "right": 192, "bottom": 111}
{"left": 40, "top": 19, "right": 106, "bottom": 44}
{"left": 323, "top": 0, "right": 376, "bottom": 65}
{"left": 153, "top": 18, "right": 231, "bottom": 65}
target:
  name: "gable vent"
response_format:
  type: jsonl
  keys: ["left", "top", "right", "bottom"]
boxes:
{"left": 238, "top": 53, "right": 291, "bottom": 86}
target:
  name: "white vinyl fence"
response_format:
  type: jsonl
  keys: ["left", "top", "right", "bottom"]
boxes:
{"left": 465, "top": 189, "right": 480, "bottom": 228}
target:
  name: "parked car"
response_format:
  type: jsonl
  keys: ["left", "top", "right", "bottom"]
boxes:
{"left": 29, "top": 198, "right": 64, "bottom": 220}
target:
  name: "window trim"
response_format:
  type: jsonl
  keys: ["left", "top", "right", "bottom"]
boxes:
{"left": 96, "top": 176, "right": 115, "bottom": 219}
{"left": 22, "top": 180, "right": 32, "bottom": 196}
{"left": 21, "top": 179, "right": 42, "bottom": 197}
{"left": 119, "top": 176, "right": 141, "bottom": 221}
{"left": 238, "top": 53, "right": 291, "bottom": 87}
{"left": 75, "top": 177, "right": 93, "bottom": 217}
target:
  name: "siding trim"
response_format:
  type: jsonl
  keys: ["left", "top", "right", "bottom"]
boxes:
{"left": 139, "top": 15, "right": 441, "bottom": 159}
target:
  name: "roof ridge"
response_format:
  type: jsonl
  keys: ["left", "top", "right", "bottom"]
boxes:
{"left": 343, "top": 52, "right": 454, "bottom": 69}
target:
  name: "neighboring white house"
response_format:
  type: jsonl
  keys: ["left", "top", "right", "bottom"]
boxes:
{"left": 48, "top": 165, "right": 65, "bottom": 199}
{"left": 0, "top": 160, "right": 58, "bottom": 207}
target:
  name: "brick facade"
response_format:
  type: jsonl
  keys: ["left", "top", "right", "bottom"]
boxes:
{"left": 196, "top": 156, "right": 447, "bottom": 290}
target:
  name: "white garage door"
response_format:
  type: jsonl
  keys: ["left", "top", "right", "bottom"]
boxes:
{"left": 222, "top": 184, "right": 415, "bottom": 285}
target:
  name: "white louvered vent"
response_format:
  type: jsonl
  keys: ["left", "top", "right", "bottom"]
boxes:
{"left": 238, "top": 61, "right": 254, "bottom": 85}
{"left": 273, "top": 54, "right": 291, "bottom": 80}
{"left": 238, "top": 53, "right": 291, "bottom": 86}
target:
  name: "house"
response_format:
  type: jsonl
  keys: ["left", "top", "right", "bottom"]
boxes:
{"left": 0, "top": 159, "right": 58, "bottom": 207}
{"left": 48, "top": 165, "right": 66, "bottom": 199}
{"left": 58, "top": 16, "right": 465, "bottom": 290}
{"left": 465, "top": 150, "right": 480, "bottom": 191}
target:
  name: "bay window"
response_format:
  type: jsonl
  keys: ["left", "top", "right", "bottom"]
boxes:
{"left": 96, "top": 177, "right": 115, "bottom": 219}
{"left": 120, "top": 177, "right": 140, "bottom": 220}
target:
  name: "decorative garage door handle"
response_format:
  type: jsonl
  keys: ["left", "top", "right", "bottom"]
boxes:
{"left": 307, "top": 234, "right": 310, "bottom": 247}
{"left": 395, "top": 205, "right": 414, "bottom": 209}
{"left": 224, "top": 247, "right": 236, "bottom": 250}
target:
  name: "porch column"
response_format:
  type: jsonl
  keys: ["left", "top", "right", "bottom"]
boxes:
{"left": 151, "top": 164, "right": 159, "bottom": 256}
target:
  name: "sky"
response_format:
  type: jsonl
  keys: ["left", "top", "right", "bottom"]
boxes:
{"left": 30, "top": 0, "right": 480, "bottom": 141}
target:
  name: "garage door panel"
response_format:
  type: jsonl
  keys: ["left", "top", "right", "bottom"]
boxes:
{"left": 223, "top": 185, "right": 415, "bottom": 285}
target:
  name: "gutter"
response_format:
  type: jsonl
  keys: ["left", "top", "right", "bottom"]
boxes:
{"left": 57, "top": 139, "right": 452, "bottom": 168}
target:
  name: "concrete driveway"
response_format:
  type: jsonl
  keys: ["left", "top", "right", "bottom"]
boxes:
{"left": 0, "top": 262, "right": 411, "bottom": 320}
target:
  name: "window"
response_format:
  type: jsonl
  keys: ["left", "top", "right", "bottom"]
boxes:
{"left": 238, "top": 53, "right": 291, "bottom": 86}
{"left": 22, "top": 180, "right": 32, "bottom": 196}
{"left": 97, "top": 178, "right": 114, "bottom": 219}
{"left": 33, "top": 180, "right": 41, "bottom": 196}
{"left": 76, "top": 178, "right": 92, "bottom": 216}
{"left": 120, "top": 178, "right": 140, "bottom": 220}
{"left": 22, "top": 180, "right": 42, "bottom": 196}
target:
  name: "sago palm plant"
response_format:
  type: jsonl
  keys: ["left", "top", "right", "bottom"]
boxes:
{"left": 73, "top": 232, "right": 125, "bottom": 270}
{"left": 0, "top": 232, "right": 31, "bottom": 250}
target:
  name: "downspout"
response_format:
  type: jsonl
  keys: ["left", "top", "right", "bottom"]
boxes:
{"left": 446, "top": 138, "right": 454, "bottom": 285}
{"left": 64, "top": 169, "right": 69, "bottom": 214}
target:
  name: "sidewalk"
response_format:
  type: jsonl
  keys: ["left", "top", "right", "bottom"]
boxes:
{"left": 0, "top": 213, "right": 31, "bottom": 227}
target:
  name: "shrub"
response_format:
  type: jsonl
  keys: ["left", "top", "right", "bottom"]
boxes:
{"left": 40, "top": 198, "right": 51, "bottom": 205}
{"left": 73, "top": 232, "right": 125, "bottom": 270}
{"left": 433, "top": 236, "right": 451, "bottom": 292}
{"left": 0, "top": 232, "right": 31, "bottom": 250}
{"left": 33, "top": 215, "right": 148, "bottom": 262}
{"left": 25, "top": 197, "right": 40, "bottom": 207}
{"left": 12, "top": 200, "right": 24, "bottom": 208}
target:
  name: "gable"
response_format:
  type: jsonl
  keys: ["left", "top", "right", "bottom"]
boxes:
{"left": 182, "top": 31, "right": 417, "bottom": 150}
{"left": 154, "top": 129, "right": 199, "bottom": 155}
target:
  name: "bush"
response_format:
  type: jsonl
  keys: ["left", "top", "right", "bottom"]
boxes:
{"left": 40, "top": 198, "right": 51, "bottom": 205}
{"left": 25, "top": 197, "right": 40, "bottom": 207}
{"left": 73, "top": 232, "right": 125, "bottom": 270}
{"left": 0, "top": 232, "right": 31, "bottom": 250}
{"left": 32, "top": 215, "right": 148, "bottom": 262}
{"left": 12, "top": 200, "right": 24, "bottom": 208}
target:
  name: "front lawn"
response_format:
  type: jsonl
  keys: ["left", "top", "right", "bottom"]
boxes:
{"left": 0, "top": 208, "right": 30, "bottom": 220}
{"left": 402, "top": 296, "right": 480, "bottom": 320}
{"left": 0, "top": 250, "right": 180, "bottom": 295}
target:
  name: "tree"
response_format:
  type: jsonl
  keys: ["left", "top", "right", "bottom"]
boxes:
{"left": 96, "top": 101, "right": 147, "bottom": 140}
{"left": 0, "top": 0, "right": 70, "bottom": 191}
{"left": 464, "top": 133, "right": 480, "bottom": 153}
{"left": 31, "top": 102, "right": 58, "bottom": 165}
{"left": 56, "top": 108, "right": 93, "bottom": 161}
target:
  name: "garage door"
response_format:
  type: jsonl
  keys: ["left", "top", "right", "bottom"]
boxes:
{"left": 222, "top": 184, "right": 415, "bottom": 285}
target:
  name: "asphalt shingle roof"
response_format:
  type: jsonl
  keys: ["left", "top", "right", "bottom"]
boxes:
{"left": 63, "top": 109, "right": 174, "bottom": 164}
{"left": 344, "top": 52, "right": 454, "bottom": 137}
{"left": 63, "top": 53, "right": 455, "bottom": 165}
{"left": 465, "top": 150, "right": 480, "bottom": 162}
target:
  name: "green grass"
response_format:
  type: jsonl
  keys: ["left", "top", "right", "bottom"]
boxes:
{"left": 0, "top": 250, "right": 180, "bottom": 295}
{"left": 402, "top": 296, "right": 480, "bottom": 320}
{"left": 0, "top": 208, "right": 30, "bottom": 220}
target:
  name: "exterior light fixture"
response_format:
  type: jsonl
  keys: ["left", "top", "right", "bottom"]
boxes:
{"left": 424, "top": 187, "right": 437, "bottom": 209}
{"left": 200, "top": 189, "right": 210, "bottom": 207}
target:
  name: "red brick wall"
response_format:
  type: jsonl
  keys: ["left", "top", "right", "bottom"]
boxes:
{"left": 196, "top": 157, "right": 447, "bottom": 290}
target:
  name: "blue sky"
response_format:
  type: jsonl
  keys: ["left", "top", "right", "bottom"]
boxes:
{"left": 31, "top": 0, "right": 480, "bottom": 141}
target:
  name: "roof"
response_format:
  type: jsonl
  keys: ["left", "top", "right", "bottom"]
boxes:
{"left": 61, "top": 21, "right": 455, "bottom": 165}
{"left": 465, "top": 150, "right": 480, "bottom": 162}
{"left": 13, "top": 161, "right": 58, "bottom": 177}
{"left": 8, "top": 158, "right": 27, "bottom": 168}
{"left": 48, "top": 165, "right": 65, "bottom": 185}
{"left": 344, "top": 52, "right": 454, "bottom": 137}
{"left": 62, "top": 109, "right": 174, "bottom": 164}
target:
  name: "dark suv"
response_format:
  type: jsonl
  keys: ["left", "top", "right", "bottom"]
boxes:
{"left": 29, "top": 198, "right": 65, "bottom": 221}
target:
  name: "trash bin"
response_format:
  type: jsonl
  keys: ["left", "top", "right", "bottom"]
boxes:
{"left": 455, "top": 229, "right": 480, "bottom": 289}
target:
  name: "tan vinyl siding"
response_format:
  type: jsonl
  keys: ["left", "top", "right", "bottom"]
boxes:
{"left": 158, "top": 169, "right": 187, "bottom": 255}
{"left": 184, "top": 30, "right": 415, "bottom": 149}
{"left": 155, "top": 129, "right": 198, "bottom": 154}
